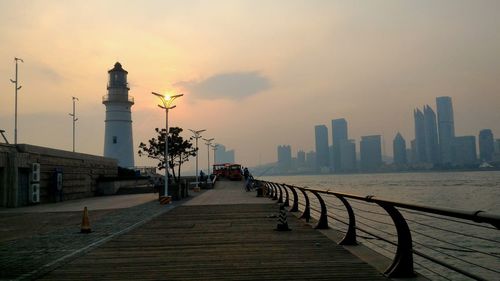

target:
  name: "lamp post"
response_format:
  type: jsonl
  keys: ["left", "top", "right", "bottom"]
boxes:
{"left": 152, "top": 92, "right": 183, "bottom": 202}
{"left": 211, "top": 144, "right": 219, "bottom": 165}
{"left": 203, "top": 138, "right": 214, "bottom": 174}
{"left": 69, "top": 96, "right": 79, "bottom": 152}
{"left": 10, "top": 57, "right": 23, "bottom": 145}
{"left": 188, "top": 129, "right": 206, "bottom": 189}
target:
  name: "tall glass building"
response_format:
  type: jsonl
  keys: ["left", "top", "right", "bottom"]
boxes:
{"left": 393, "top": 132, "right": 407, "bottom": 165}
{"left": 414, "top": 108, "right": 426, "bottom": 163}
{"left": 479, "top": 129, "right": 494, "bottom": 161}
{"left": 331, "top": 118, "right": 348, "bottom": 172}
{"left": 424, "top": 105, "right": 440, "bottom": 165}
{"left": 314, "top": 125, "right": 330, "bottom": 172}
{"left": 436, "top": 96, "right": 455, "bottom": 165}
{"left": 360, "top": 135, "right": 382, "bottom": 171}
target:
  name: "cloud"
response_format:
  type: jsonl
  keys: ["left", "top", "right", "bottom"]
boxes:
{"left": 175, "top": 71, "right": 271, "bottom": 100}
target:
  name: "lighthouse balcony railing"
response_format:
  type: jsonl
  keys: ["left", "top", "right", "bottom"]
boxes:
{"left": 102, "top": 94, "right": 134, "bottom": 104}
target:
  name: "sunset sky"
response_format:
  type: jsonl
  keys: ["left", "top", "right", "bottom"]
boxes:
{"left": 1, "top": 1, "right": 499, "bottom": 171}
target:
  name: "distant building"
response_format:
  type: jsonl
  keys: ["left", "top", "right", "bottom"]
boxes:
{"left": 331, "top": 118, "right": 348, "bottom": 172}
{"left": 436, "top": 96, "right": 455, "bottom": 165}
{"left": 413, "top": 105, "right": 439, "bottom": 165}
{"left": 453, "top": 136, "right": 477, "bottom": 166}
{"left": 478, "top": 129, "right": 494, "bottom": 162}
{"left": 103, "top": 62, "right": 135, "bottom": 168}
{"left": 393, "top": 132, "right": 407, "bottom": 165}
{"left": 409, "top": 139, "right": 417, "bottom": 164}
{"left": 423, "top": 105, "right": 440, "bottom": 165}
{"left": 297, "top": 150, "right": 306, "bottom": 168}
{"left": 360, "top": 135, "right": 382, "bottom": 171}
{"left": 494, "top": 139, "right": 500, "bottom": 162}
{"left": 215, "top": 144, "right": 235, "bottom": 164}
{"left": 414, "top": 108, "right": 426, "bottom": 163}
{"left": 314, "top": 125, "right": 330, "bottom": 172}
{"left": 339, "top": 139, "right": 356, "bottom": 172}
{"left": 277, "top": 145, "right": 292, "bottom": 173}
{"left": 306, "top": 150, "right": 316, "bottom": 170}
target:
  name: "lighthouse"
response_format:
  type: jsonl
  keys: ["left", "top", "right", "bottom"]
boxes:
{"left": 103, "top": 62, "right": 135, "bottom": 167}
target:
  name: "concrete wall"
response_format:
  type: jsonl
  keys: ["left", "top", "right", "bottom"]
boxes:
{"left": 0, "top": 144, "right": 117, "bottom": 207}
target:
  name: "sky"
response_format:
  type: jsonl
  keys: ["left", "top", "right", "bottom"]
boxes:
{"left": 1, "top": 0, "right": 500, "bottom": 171}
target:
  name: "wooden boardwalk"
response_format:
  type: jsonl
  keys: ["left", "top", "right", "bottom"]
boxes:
{"left": 39, "top": 181, "right": 388, "bottom": 280}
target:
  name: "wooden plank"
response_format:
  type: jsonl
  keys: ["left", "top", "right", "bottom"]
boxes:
{"left": 39, "top": 203, "right": 388, "bottom": 280}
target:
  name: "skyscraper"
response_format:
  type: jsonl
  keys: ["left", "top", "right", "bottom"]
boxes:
{"left": 332, "top": 118, "right": 348, "bottom": 172}
{"left": 393, "top": 132, "right": 407, "bottom": 165}
{"left": 414, "top": 108, "right": 426, "bottom": 163}
{"left": 103, "top": 62, "right": 135, "bottom": 167}
{"left": 360, "top": 135, "right": 382, "bottom": 171}
{"left": 297, "top": 150, "right": 306, "bottom": 168}
{"left": 314, "top": 125, "right": 330, "bottom": 172}
{"left": 436, "top": 96, "right": 455, "bottom": 165}
{"left": 339, "top": 139, "right": 356, "bottom": 172}
{"left": 478, "top": 129, "right": 494, "bottom": 162}
{"left": 215, "top": 144, "right": 235, "bottom": 164}
{"left": 453, "top": 136, "right": 477, "bottom": 166}
{"left": 277, "top": 145, "right": 292, "bottom": 173}
{"left": 423, "top": 105, "right": 439, "bottom": 164}
{"left": 306, "top": 150, "right": 316, "bottom": 170}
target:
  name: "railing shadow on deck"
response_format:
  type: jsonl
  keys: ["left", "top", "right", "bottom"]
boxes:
{"left": 253, "top": 180, "right": 500, "bottom": 281}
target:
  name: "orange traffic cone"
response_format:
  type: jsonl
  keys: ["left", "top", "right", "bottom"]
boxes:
{"left": 80, "top": 206, "right": 91, "bottom": 233}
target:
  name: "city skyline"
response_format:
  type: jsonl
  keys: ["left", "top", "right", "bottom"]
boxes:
{"left": 271, "top": 96, "right": 498, "bottom": 173}
{"left": 1, "top": 1, "right": 500, "bottom": 171}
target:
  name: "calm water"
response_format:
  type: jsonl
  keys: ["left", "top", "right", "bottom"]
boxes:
{"left": 261, "top": 171, "right": 500, "bottom": 281}
{"left": 262, "top": 171, "right": 500, "bottom": 213}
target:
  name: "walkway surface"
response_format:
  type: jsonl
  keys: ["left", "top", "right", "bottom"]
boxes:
{"left": 34, "top": 181, "right": 388, "bottom": 281}
{"left": 0, "top": 192, "right": 183, "bottom": 280}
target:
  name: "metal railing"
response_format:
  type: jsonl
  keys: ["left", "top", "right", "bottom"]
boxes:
{"left": 255, "top": 180, "right": 500, "bottom": 281}
{"left": 102, "top": 94, "right": 134, "bottom": 104}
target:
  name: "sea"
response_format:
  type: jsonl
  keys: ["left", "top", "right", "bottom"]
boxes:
{"left": 260, "top": 171, "right": 500, "bottom": 281}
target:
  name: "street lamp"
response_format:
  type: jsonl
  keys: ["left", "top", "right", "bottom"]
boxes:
{"left": 152, "top": 91, "right": 183, "bottom": 202}
{"left": 203, "top": 138, "right": 214, "bottom": 174}
{"left": 10, "top": 57, "right": 23, "bottom": 144}
{"left": 69, "top": 96, "right": 79, "bottom": 152}
{"left": 211, "top": 144, "right": 219, "bottom": 165}
{"left": 188, "top": 129, "right": 206, "bottom": 189}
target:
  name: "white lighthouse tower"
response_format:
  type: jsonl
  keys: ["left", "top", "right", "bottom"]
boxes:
{"left": 103, "top": 62, "right": 135, "bottom": 167}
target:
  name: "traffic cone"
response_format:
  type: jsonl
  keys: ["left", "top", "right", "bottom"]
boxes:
{"left": 275, "top": 204, "right": 291, "bottom": 231}
{"left": 80, "top": 206, "right": 91, "bottom": 233}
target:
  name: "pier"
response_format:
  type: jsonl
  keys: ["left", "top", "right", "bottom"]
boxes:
{"left": 1, "top": 181, "right": 389, "bottom": 280}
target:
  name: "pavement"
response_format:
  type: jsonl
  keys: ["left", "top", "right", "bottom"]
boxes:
{"left": 0, "top": 180, "right": 262, "bottom": 280}
{"left": 183, "top": 180, "right": 272, "bottom": 206}
{"left": 0, "top": 193, "right": 158, "bottom": 213}
{"left": 0, "top": 189, "right": 200, "bottom": 280}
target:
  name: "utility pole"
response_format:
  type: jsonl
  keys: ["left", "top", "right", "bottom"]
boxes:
{"left": 69, "top": 97, "right": 79, "bottom": 152}
{"left": 10, "top": 57, "right": 23, "bottom": 144}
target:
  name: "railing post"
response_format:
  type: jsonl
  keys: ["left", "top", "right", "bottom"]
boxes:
{"left": 288, "top": 185, "right": 299, "bottom": 212}
{"left": 277, "top": 184, "right": 284, "bottom": 203}
{"left": 377, "top": 202, "right": 415, "bottom": 278}
{"left": 272, "top": 183, "right": 279, "bottom": 201}
{"left": 312, "top": 191, "right": 328, "bottom": 229}
{"left": 299, "top": 189, "right": 310, "bottom": 222}
{"left": 281, "top": 184, "right": 290, "bottom": 207}
{"left": 334, "top": 195, "right": 357, "bottom": 245}
{"left": 264, "top": 182, "right": 272, "bottom": 197}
